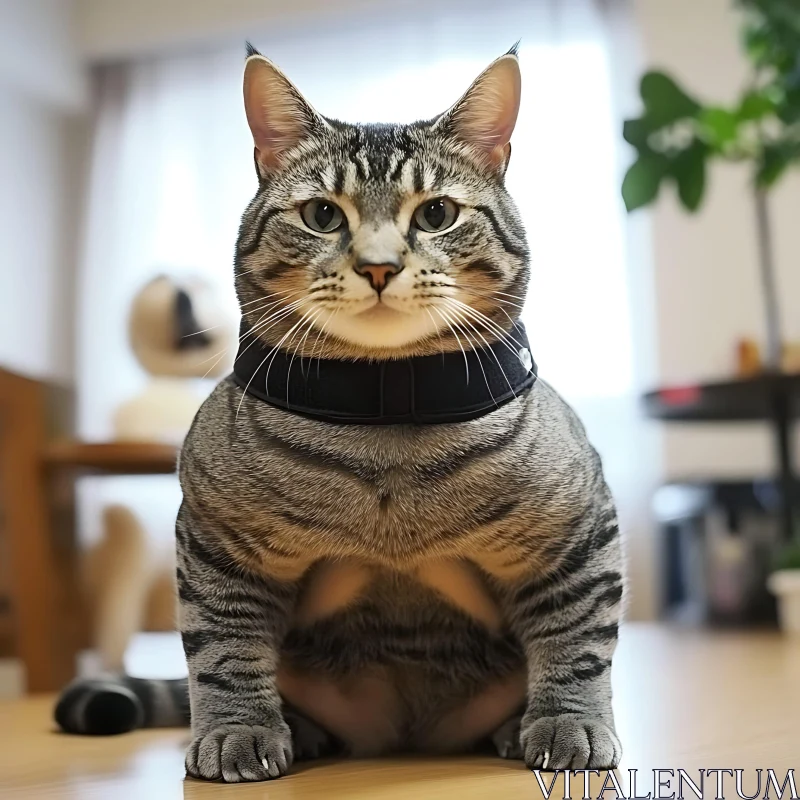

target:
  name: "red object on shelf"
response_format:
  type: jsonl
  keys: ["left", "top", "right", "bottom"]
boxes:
{"left": 658, "top": 386, "right": 702, "bottom": 406}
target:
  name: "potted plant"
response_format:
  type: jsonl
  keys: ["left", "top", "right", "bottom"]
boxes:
{"left": 623, "top": 0, "right": 800, "bottom": 625}
{"left": 768, "top": 539, "right": 800, "bottom": 634}
{"left": 621, "top": 0, "right": 800, "bottom": 370}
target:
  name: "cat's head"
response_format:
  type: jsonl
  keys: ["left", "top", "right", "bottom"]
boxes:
{"left": 235, "top": 46, "right": 529, "bottom": 361}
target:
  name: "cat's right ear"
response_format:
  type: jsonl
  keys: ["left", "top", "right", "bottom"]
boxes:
{"left": 243, "top": 55, "right": 325, "bottom": 175}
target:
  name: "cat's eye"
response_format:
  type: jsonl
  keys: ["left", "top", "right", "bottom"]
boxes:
{"left": 300, "top": 199, "right": 345, "bottom": 233}
{"left": 413, "top": 197, "right": 459, "bottom": 233}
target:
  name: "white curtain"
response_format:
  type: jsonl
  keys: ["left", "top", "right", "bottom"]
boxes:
{"left": 76, "top": 0, "right": 658, "bottom": 624}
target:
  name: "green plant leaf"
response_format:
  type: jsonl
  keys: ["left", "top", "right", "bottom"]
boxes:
{"left": 775, "top": 539, "right": 800, "bottom": 571}
{"left": 776, "top": 86, "right": 800, "bottom": 122}
{"left": 743, "top": 23, "right": 771, "bottom": 66}
{"left": 640, "top": 71, "right": 702, "bottom": 126}
{"left": 699, "top": 107, "right": 740, "bottom": 149}
{"left": 757, "top": 141, "right": 796, "bottom": 186}
{"left": 673, "top": 142, "right": 709, "bottom": 211}
{"left": 738, "top": 90, "right": 776, "bottom": 120}
{"left": 739, "top": 0, "right": 800, "bottom": 92}
{"left": 622, "top": 118, "right": 651, "bottom": 148}
{"left": 621, "top": 155, "right": 667, "bottom": 211}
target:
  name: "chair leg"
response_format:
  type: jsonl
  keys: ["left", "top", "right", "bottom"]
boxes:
{"left": 0, "top": 371, "right": 77, "bottom": 692}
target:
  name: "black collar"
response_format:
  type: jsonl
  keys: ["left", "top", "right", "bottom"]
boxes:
{"left": 232, "top": 319, "right": 537, "bottom": 425}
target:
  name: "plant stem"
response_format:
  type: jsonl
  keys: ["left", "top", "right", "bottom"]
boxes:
{"left": 753, "top": 188, "right": 782, "bottom": 369}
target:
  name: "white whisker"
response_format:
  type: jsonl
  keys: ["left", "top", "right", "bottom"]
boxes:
{"left": 234, "top": 298, "right": 311, "bottom": 365}
{"left": 312, "top": 309, "right": 339, "bottom": 378}
{"left": 182, "top": 324, "right": 219, "bottom": 339}
{"left": 197, "top": 346, "right": 229, "bottom": 368}
{"left": 200, "top": 348, "right": 229, "bottom": 379}
{"left": 308, "top": 314, "right": 329, "bottom": 378}
{"left": 235, "top": 306, "right": 313, "bottom": 421}
{"left": 489, "top": 288, "right": 529, "bottom": 302}
{"left": 494, "top": 303, "right": 520, "bottom": 329}
{"left": 238, "top": 287, "right": 300, "bottom": 309}
{"left": 445, "top": 298, "right": 526, "bottom": 357}
{"left": 263, "top": 313, "right": 318, "bottom": 402}
{"left": 441, "top": 305, "right": 500, "bottom": 405}
{"left": 431, "top": 306, "right": 469, "bottom": 386}
{"left": 199, "top": 293, "right": 307, "bottom": 380}
{"left": 423, "top": 307, "right": 446, "bottom": 360}
{"left": 460, "top": 288, "right": 525, "bottom": 311}
{"left": 445, "top": 302, "right": 514, "bottom": 398}
{"left": 287, "top": 310, "right": 322, "bottom": 400}
{"left": 446, "top": 304, "right": 523, "bottom": 364}
{"left": 239, "top": 292, "right": 306, "bottom": 336}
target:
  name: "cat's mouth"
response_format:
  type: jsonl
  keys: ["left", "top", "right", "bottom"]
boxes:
{"left": 352, "top": 294, "right": 414, "bottom": 318}
{"left": 355, "top": 302, "right": 409, "bottom": 320}
{"left": 319, "top": 294, "right": 445, "bottom": 350}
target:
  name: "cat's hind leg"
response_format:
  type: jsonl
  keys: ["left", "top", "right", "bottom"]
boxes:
{"left": 490, "top": 712, "right": 523, "bottom": 760}
{"left": 282, "top": 704, "right": 343, "bottom": 761}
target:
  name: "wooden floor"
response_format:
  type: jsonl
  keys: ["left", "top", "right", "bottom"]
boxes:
{"left": 1, "top": 624, "right": 799, "bottom": 799}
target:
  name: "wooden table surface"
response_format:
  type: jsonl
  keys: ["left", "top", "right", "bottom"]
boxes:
{"left": 2, "top": 624, "right": 799, "bottom": 799}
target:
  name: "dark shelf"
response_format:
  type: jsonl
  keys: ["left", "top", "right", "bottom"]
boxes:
{"left": 643, "top": 373, "right": 800, "bottom": 422}
{"left": 643, "top": 372, "right": 799, "bottom": 544}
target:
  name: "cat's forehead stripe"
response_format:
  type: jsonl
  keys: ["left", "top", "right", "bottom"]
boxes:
{"left": 400, "top": 158, "right": 415, "bottom": 194}
{"left": 385, "top": 151, "right": 402, "bottom": 181}
{"left": 319, "top": 165, "right": 336, "bottom": 194}
{"left": 423, "top": 164, "right": 437, "bottom": 193}
{"left": 356, "top": 151, "right": 371, "bottom": 180}
{"left": 344, "top": 161, "right": 358, "bottom": 194}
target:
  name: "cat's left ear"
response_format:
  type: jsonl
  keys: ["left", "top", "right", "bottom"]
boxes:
{"left": 243, "top": 51, "right": 326, "bottom": 175}
{"left": 436, "top": 47, "right": 521, "bottom": 173}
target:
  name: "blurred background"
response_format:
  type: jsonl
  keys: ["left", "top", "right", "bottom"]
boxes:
{"left": 0, "top": 0, "right": 798, "bottom": 696}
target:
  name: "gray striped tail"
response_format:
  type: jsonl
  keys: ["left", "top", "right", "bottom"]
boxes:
{"left": 55, "top": 675, "right": 190, "bottom": 735}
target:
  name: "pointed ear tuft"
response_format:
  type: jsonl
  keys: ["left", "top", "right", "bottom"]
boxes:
{"left": 243, "top": 55, "right": 324, "bottom": 173}
{"left": 438, "top": 52, "right": 521, "bottom": 172}
{"left": 245, "top": 41, "right": 261, "bottom": 59}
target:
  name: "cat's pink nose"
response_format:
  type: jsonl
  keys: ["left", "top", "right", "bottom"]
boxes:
{"left": 354, "top": 262, "right": 403, "bottom": 293}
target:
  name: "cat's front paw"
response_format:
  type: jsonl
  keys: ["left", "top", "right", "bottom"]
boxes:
{"left": 185, "top": 721, "right": 293, "bottom": 782}
{"left": 520, "top": 713, "right": 620, "bottom": 770}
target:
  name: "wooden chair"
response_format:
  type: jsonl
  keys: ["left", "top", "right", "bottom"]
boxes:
{"left": 0, "top": 368, "right": 178, "bottom": 692}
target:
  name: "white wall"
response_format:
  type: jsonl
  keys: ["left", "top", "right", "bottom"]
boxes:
{"left": 0, "top": 0, "right": 88, "bottom": 383}
{"left": 632, "top": 0, "right": 800, "bottom": 480}
{"left": 76, "top": 0, "right": 467, "bottom": 60}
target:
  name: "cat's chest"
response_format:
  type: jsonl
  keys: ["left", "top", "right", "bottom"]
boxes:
{"left": 232, "top": 422, "right": 533, "bottom": 567}
{"left": 185, "top": 382, "right": 541, "bottom": 566}
{"left": 260, "top": 457, "right": 521, "bottom": 564}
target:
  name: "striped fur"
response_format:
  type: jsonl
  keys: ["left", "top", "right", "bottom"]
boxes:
{"left": 55, "top": 48, "right": 623, "bottom": 782}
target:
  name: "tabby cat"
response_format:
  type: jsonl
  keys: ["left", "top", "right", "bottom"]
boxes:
{"left": 56, "top": 45, "right": 624, "bottom": 782}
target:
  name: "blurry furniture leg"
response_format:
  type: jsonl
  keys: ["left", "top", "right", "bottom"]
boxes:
{"left": 47, "top": 461, "right": 89, "bottom": 676}
{"left": 0, "top": 370, "right": 76, "bottom": 692}
{"left": 85, "top": 504, "right": 150, "bottom": 670}
{"left": 42, "top": 441, "right": 179, "bottom": 675}
{"left": 771, "top": 385, "right": 796, "bottom": 544}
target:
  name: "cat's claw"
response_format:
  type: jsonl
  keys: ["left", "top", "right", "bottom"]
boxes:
{"left": 185, "top": 721, "right": 293, "bottom": 782}
{"left": 520, "top": 713, "right": 621, "bottom": 771}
